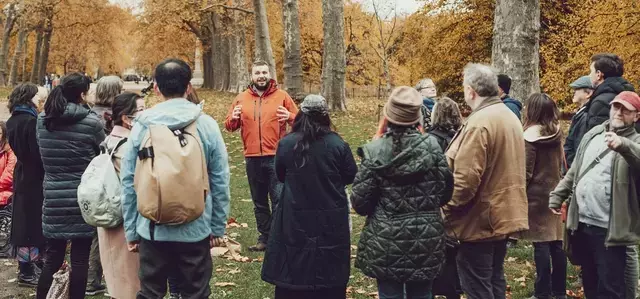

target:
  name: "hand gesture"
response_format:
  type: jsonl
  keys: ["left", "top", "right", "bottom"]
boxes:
{"left": 605, "top": 132, "right": 623, "bottom": 151}
{"left": 232, "top": 105, "right": 242, "bottom": 120}
{"left": 210, "top": 235, "right": 225, "bottom": 248}
{"left": 127, "top": 241, "right": 139, "bottom": 253}
{"left": 549, "top": 208, "right": 561, "bottom": 215}
{"left": 277, "top": 106, "right": 290, "bottom": 122}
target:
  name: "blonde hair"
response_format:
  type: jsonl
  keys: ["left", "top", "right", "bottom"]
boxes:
{"left": 95, "top": 76, "right": 123, "bottom": 106}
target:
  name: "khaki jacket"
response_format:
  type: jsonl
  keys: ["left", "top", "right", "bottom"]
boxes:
{"left": 444, "top": 97, "right": 528, "bottom": 242}
{"left": 549, "top": 122, "right": 640, "bottom": 246}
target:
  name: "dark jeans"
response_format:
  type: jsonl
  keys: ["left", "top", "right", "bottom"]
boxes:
{"left": 377, "top": 279, "right": 433, "bottom": 299}
{"left": 574, "top": 223, "right": 626, "bottom": 299}
{"left": 433, "top": 245, "right": 462, "bottom": 299}
{"left": 533, "top": 241, "right": 566, "bottom": 298}
{"left": 274, "top": 286, "right": 347, "bottom": 299}
{"left": 456, "top": 239, "right": 508, "bottom": 299}
{"left": 137, "top": 238, "right": 212, "bottom": 299}
{"left": 87, "top": 234, "right": 103, "bottom": 288}
{"left": 36, "top": 238, "right": 92, "bottom": 299}
{"left": 246, "top": 156, "right": 282, "bottom": 243}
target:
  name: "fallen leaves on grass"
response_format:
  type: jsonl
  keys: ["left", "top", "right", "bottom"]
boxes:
{"left": 214, "top": 282, "right": 236, "bottom": 287}
{"left": 506, "top": 257, "right": 517, "bottom": 262}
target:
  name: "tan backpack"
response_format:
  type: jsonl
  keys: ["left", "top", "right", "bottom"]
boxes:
{"left": 134, "top": 119, "right": 209, "bottom": 225}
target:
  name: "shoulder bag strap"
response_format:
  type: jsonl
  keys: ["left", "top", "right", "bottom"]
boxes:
{"left": 575, "top": 148, "right": 612, "bottom": 185}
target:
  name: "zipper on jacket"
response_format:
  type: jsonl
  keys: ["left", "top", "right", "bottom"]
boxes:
{"left": 605, "top": 156, "right": 617, "bottom": 248}
{"left": 258, "top": 95, "right": 264, "bottom": 155}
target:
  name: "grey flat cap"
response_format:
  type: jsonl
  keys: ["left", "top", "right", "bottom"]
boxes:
{"left": 300, "top": 94, "right": 329, "bottom": 115}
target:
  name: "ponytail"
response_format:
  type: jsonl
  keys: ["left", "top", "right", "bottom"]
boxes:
{"left": 43, "top": 85, "right": 68, "bottom": 131}
{"left": 43, "top": 72, "right": 90, "bottom": 131}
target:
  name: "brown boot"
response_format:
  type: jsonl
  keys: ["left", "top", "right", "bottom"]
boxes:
{"left": 248, "top": 242, "right": 267, "bottom": 252}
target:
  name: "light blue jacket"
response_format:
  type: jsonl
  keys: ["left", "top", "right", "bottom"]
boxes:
{"left": 121, "top": 98, "right": 230, "bottom": 243}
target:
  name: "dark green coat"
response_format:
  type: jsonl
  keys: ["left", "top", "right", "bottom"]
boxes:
{"left": 351, "top": 130, "right": 453, "bottom": 282}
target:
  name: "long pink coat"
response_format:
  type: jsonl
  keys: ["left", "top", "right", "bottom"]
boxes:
{"left": 98, "top": 126, "right": 140, "bottom": 299}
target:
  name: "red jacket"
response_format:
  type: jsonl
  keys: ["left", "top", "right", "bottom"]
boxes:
{"left": 225, "top": 81, "right": 299, "bottom": 157}
{"left": 0, "top": 145, "right": 16, "bottom": 206}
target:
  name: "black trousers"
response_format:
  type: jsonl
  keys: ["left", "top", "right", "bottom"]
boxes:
{"left": 574, "top": 223, "right": 626, "bottom": 299}
{"left": 246, "top": 156, "right": 282, "bottom": 243}
{"left": 137, "top": 238, "right": 212, "bottom": 299}
{"left": 456, "top": 239, "right": 508, "bottom": 299}
{"left": 36, "top": 238, "right": 92, "bottom": 299}
{"left": 274, "top": 286, "right": 347, "bottom": 299}
{"left": 533, "top": 241, "right": 566, "bottom": 298}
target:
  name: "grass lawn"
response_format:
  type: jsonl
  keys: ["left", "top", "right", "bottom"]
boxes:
{"left": 190, "top": 90, "right": 582, "bottom": 299}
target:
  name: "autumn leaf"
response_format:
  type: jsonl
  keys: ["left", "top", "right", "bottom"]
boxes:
{"left": 213, "top": 282, "right": 237, "bottom": 287}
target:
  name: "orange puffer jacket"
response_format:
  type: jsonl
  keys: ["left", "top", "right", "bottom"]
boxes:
{"left": 225, "top": 81, "right": 298, "bottom": 157}
{"left": 0, "top": 145, "right": 16, "bottom": 206}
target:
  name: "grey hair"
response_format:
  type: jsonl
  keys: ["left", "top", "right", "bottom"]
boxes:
{"left": 95, "top": 75, "right": 123, "bottom": 106}
{"left": 463, "top": 63, "right": 499, "bottom": 97}
{"left": 415, "top": 78, "right": 435, "bottom": 90}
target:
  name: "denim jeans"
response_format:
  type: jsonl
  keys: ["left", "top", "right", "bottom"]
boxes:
{"left": 626, "top": 246, "right": 638, "bottom": 299}
{"left": 533, "top": 241, "right": 566, "bottom": 298}
{"left": 574, "top": 223, "right": 626, "bottom": 299}
{"left": 245, "top": 157, "right": 282, "bottom": 243}
{"left": 456, "top": 239, "right": 508, "bottom": 299}
{"left": 376, "top": 279, "right": 432, "bottom": 299}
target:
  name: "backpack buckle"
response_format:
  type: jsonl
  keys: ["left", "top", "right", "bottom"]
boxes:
{"left": 173, "top": 129, "right": 188, "bottom": 147}
{"left": 138, "top": 146, "right": 155, "bottom": 160}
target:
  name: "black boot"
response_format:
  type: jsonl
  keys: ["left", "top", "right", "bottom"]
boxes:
{"left": 17, "top": 262, "right": 38, "bottom": 288}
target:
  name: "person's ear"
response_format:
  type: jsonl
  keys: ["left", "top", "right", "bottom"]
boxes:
{"left": 153, "top": 83, "right": 161, "bottom": 96}
{"left": 634, "top": 112, "right": 640, "bottom": 123}
{"left": 186, "top": 83, "right": 193, "bottom": 97}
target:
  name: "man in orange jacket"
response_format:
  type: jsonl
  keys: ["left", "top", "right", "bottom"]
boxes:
{"left": 225, "top": 61, "right": 299, "bottom": 251}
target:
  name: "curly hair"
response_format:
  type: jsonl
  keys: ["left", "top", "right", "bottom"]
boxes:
{"left": 431, "top": 97, "right": 462, "bottom": 132}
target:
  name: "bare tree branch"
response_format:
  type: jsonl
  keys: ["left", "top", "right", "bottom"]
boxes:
{"left": 201, "top": 4, "right": 254, "bottom": 14}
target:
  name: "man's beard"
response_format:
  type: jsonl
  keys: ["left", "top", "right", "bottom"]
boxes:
{"left": 253, "top": 80, "right": 269, "bottom": 91}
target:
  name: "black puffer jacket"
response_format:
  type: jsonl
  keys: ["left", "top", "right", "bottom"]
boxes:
{"left": 586, "top": 77, "right": 634, "bottom": 131}
{"left": 351, "top": 130, "right": 453, "bottom": 282}
{"left": 37, "top": 103, "right": 105, "bottom": 239}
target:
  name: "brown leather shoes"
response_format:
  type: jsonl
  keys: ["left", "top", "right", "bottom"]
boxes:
{"left": 248, "top": 242, "right": 267, "bottom": 252}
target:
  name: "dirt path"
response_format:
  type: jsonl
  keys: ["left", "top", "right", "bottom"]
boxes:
{"left": 0, "top": 258, "right": 33, "bottom": 298}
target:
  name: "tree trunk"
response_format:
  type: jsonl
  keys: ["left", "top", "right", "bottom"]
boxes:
{"left": 227, "top": 0, "right": 249, "bottom": 93}
{"left": 202, "top": 45, "right": 214, "bottom": 89}
{"left": 30, "top": 29, "right": 43, "bottom": 84}
{"left": 38, "top": 27, "right": 53, "bottom": 84}
{"left": 491, "top": 0, "right": 540, "bottom": 102}
{"left": 253, "top": 0, "right": 277, "bottom": 80}
{"left": 8, "top": 28, "right": 27, "bottom": 87}
{"left": 20, "top": 32, "right": 28, "bottom": 83}
{"left": 0, "top": 3, "right": 17, "bottom": 86}
{"left": 212, "top": 12, "right": 230, "bottom": 91}
{"left": 383, "top": 54, "right": 391, "bottom": 94}
{"left": 282, "top": 0, "right": 304, "bottom": 100}
{"left": 321, "top": 0, "right": 346, "bottom": 111}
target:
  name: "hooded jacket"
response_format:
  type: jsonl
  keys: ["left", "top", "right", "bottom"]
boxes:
{"left": 121, "top": 98, "right": 231, "bottom": 243}
{"left": 501, "top": 95, "right": 523, "bottom": 120}
{"left": 224, "top": 80, "right": 299, "bottom": 157}
{"left": 351, "top": 131, "right": 453, "bottom": 282}
{"left": 519, "top": 125, "right": 563, "bottom": 242}
{"left": 586, "top": 77, "right": 635, "bottom": 131}
{"left": 36, "top": 103, "right": 106, "bottom": 239}
{"left": 550, "top": 121, "right": 640, "bottom": 247}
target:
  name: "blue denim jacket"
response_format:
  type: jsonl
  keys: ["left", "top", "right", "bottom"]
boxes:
{"left": 121, "top": 98, "right": 230, "bottom": 242}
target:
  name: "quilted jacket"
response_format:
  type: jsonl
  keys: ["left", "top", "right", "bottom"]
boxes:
{"left": 37, "top": 103, "right": 106, "bottom": 239}
{"left": 351, "top": 129, "right": 453, "bottom": 282}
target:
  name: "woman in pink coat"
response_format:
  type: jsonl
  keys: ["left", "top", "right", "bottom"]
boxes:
{"left": 98, "top": 92, "right": 145, "bottom": 299}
